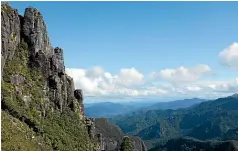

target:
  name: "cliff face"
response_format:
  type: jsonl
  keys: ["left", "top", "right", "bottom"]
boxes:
{"left": 1, "top": 2, "right": 21, "bottom": 73}
{"left": 1, "top": 2, "right": 94, "bottom": 151}
{"left": 2, "top": 2, "right": 84, "bottom": 115}
{"left": 1, "top": 3, "right": 147, "bottom": 151}
{"left": 95, "top": 118, "right": 147, "bottom": 151}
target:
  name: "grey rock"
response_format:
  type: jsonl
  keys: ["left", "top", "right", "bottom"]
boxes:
{"left": 130, "top": 136, "right": 148, "bottom": 151}
{"left": 96, "top": 133, "right": 105, "bottom": 151}
{"left": 74, "top": 89, "right": 83, "bottom": 102}
{"left": 85, "top": 117, "right": 96, "bottom": 139}
{"left": 10, "top": 75, "right": 26, "bottom": 85}
{"left": 23, "top": 7, "right": 53, "bottom": 57}
{"left": 2, "top": 3, "right": 83, "bottom": 114}
{"left": 41, "top": 97, "right": 50, "bottom": 117}
{"left": 66, "top": 75, "right": 75, "bottom": 105}
{"left": 1, "top": 2, "right": 10, "bottom": 5}
{"left": 51, "top": 47, "right": 65, "bottom": 74}
{"left": 73, "top": 89, "right": 85, "bottom": 115}
{"left": 95, "top": 118, "right": 147, "bottom": 151}
{"left": 1, "top": 2, "right": 21, "bottom": 74}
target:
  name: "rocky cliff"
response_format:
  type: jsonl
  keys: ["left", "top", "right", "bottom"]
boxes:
{"left": 1, "top": 2, "right": 147, "bottom": 151}
{"left": 95, "top": 118, "right": 147, "bottom": 151}
{"left": 1, "top": 2, "right": 93, "bottom": 150}
{"left": 1, "top": 2, "right": 84, "bottom": 116}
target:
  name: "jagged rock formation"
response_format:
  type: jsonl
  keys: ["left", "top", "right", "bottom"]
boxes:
{"left": 1, "top": 2, "right": 95, "bottom": 151}
{"left": 1, "top": 2, "right": 83, "bottom": 115}
{"left": 1, "top": 2, "right": 21, "bottom": 73}
{"left": 1, "top": 3, "right": 147, "bottom": 151}
{"left": 86, "top": 117, "right": 96, "bottom": 139}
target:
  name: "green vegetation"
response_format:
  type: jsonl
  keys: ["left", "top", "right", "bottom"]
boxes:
{"left": 1, "top": 111, "right": 52, "bottom": 151}
{"left": 41, "top": 109, "right": 94, "bottom": 151}
{"left": 1, "top": 39, "right": 96, "bottom": 151}
{"left": 111, "top": 96, "right": 238, "bottom": 149}
{"left": 149, "top": 137, "right": 238, "bottom": 151}
{"left": 120, "top": 136, "right": 133, "bottom": 151}
{"left": 1, "top": 4, "right": 12, "bottom": 15}
{"left": 10, "top": 33, "right": 17, "bottom": 41}
{"left": 2, "top": 39, "right": 45, "bottom": 126}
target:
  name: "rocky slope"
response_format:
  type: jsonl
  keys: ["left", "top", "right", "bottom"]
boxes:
{"left": 95, "top": 118, "right": 147, "bottom": 151}
{"left": 1, "top": 3, "right": 146, "bottom": 151}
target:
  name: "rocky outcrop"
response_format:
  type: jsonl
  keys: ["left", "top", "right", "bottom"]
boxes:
{"left": 1, "top": 2, "right": 84, "bottom": 116}
{"left": 95, "top": 118, "right": 147, "bottom": 151}
{"left": 22, "top": 6, "right": 53, "bottom": 57}
{"left": 86, "top": 117, "right": 96, "bottom": 139}
{"left": 10, "top": 75, "right": 26, "bottom": 85}
{"left": 1, "top": 2, "right": 21, "bottom": 74}
{"left": 1, "top": 2, "right": 97, "bottom": 151}
{"left": 130, "top": 136, "right": 148, "bottom": 151}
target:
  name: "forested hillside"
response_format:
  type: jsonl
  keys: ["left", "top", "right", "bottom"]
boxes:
{"left": 111, "top": 94, "right": 238, "bottom": 149}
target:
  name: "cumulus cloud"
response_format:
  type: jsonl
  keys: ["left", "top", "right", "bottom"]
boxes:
{"left": 219, "top": 42, "right": 238, "bottom": 68}
{"left": 66, "top": 65, "right": 236, "bottom": 102}
{"left": 166, "top": 78, "right": 238, "bottom": 99}
{"left": 151, "top": 64, "right": 212, "bottom": 85}
{"left": 66, "top": 67, "right": 167, "bottom": 99}
{"left": 187, "top": 78, "right": 238, "bottom": 95}
{"left": 211, "top": 78, "right": 238, "bottom": 93}
{"left": 116, "top": 68, "right": 144, "bottom": 87}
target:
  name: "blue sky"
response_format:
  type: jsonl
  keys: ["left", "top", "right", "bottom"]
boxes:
{"left": 10, "top": 2, "right": 238, "bottom": 102}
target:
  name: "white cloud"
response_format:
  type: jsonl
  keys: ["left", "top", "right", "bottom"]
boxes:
{"left": 66, "top": 67, "right": 167, "bottom": 99}
{"left": 116, "top": 68, "right": 144, "bottom": 87}
{"left": 86, "top": 66, "right": 104, "bottom": 79}
{"left": 65, "top": 68, "right": 104, "bottom": 95}
{"left": 212, "top": 78, "right": 238, "bottom": 93}
{"left": 219, "top": 42, "right": 238, "bottom": 68}
{"left": 183, "top": 78, "right": 238, "bottom": 96}
{"left": 186, "top": 86, "right": 201, "bottom": 92}
{"left": 163, "top": 78, "right": 238, "bottom": 100}
{"left": 66, "top": 66, "right": 236, "bottom": 102}
{"left": 152, "top": 64, "right": 211, "bottom": 85}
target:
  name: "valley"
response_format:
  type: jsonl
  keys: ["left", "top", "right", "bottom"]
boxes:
{"left": 1, "top": 2, "right": 238, "bottom": 151}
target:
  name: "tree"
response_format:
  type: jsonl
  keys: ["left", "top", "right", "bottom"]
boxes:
{"left": 120, "top": 136, "right": 133, "bottom": 151}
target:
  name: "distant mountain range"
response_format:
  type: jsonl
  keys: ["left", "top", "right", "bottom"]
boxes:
{"left": 85, "top": 101, "right": 158, "bottom": 117}
{"left": 85, "top": 102, "right": 132, "bottom": 117}
{"left": 110, "top": 94, "right": 238, "bottom": 150}
{"left": 85, "top": 98, "right": 207, "bottom": 118}
{"left": 137, "top": 98, "right": 207, "bottom": 112}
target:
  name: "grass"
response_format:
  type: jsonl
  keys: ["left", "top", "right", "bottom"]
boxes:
{"left": 1, "top": 111, "right": 52, "bottom": 151}
{"left": 2, "top": 39, "right": 98, "bottom": 151}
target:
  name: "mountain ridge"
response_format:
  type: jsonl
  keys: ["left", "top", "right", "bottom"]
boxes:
{"left": 111, "top": 94, "right": 238, "bottom": 149}
{"left": 86, "top": 98, "right": 208, "bottom": 118}
{"left": 149, "top": 137, "right": 238, "bottom": 151}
